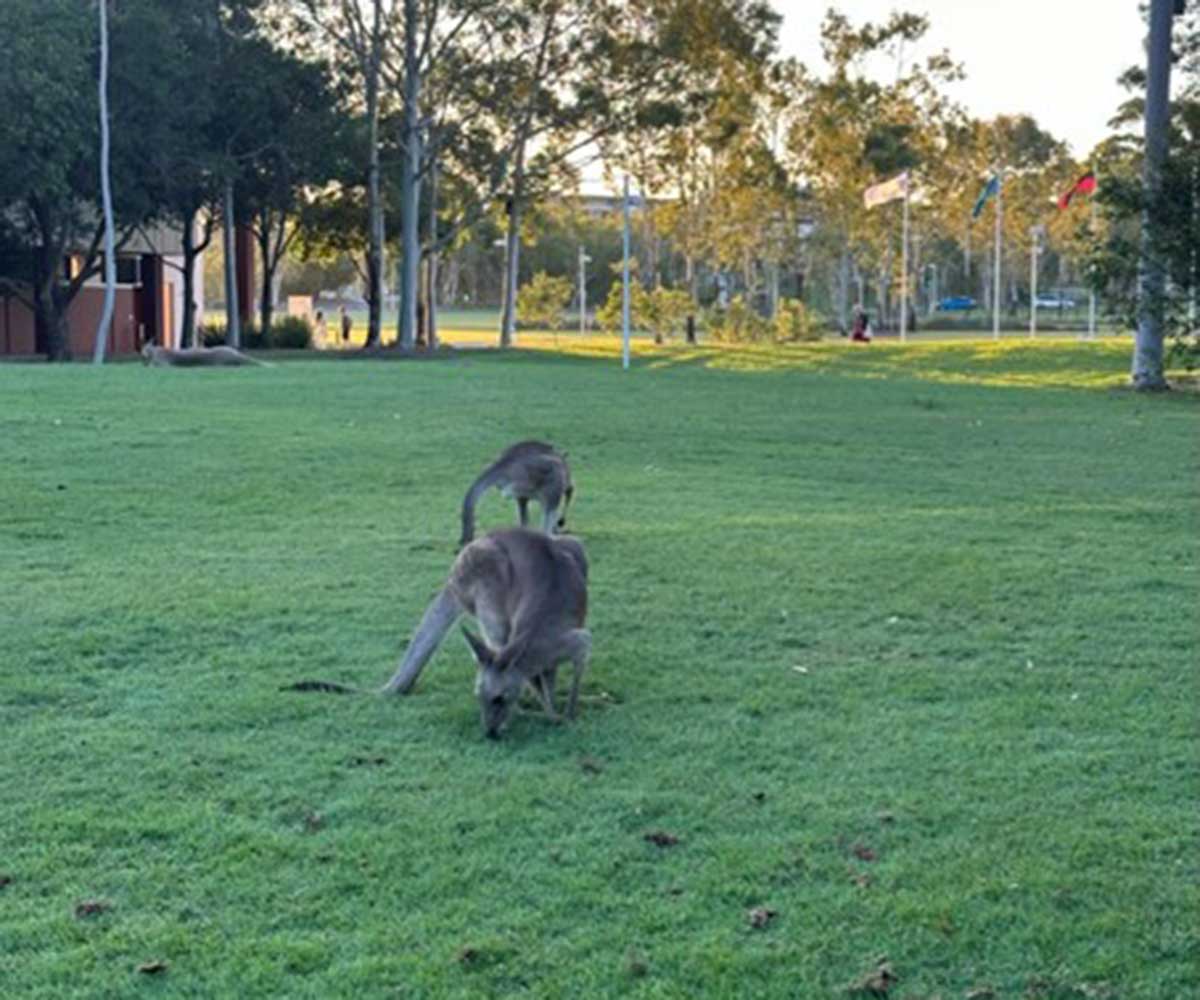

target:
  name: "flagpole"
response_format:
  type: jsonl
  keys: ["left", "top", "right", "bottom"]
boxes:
{"left": 993, "top": 168, "right": 1003, "bottom": 340}
{"left": 900, "top": 173, "right": 909, "bottom": 343}
{"left": 1088, "top": 194, "right": 1097, "bottom": 340}
{"left": 1029, "top": 226, "right": 1039, "bottom": 339}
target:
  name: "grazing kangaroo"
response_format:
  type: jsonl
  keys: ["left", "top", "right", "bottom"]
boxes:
{"left": 287, "top": 529, "right": 591, "bottom": 739}
{"left": 141, "top": 342, "right": 271, "bottom": 367}
{"left": 460, "top": 441, "right": 574, "bottom": 548}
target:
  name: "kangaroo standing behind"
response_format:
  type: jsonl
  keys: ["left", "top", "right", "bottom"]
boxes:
{"left": 460, "top": 441, "right": 574, "bottom": 548}
{"left": 382, "top": 528, "right": 591, "bottom": 738}
{"left": 141, "top": 342, "right": 272, "bottom": 367}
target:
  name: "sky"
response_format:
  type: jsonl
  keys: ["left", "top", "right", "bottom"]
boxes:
{"left": 779, "top": 1, "right": 1149, "bottom": 158}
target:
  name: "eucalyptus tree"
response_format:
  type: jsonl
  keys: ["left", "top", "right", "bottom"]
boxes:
{"left": 93, "top": 0, "right": 117, "bottom": 364}
{"left": 599, "top": 0, "right": 784, "bottom": 321}
{"left": 291, "top": 0, "right": 397, "bottom": 347}
{"left": 785, "top": 10, "right": 964, "bottom": 331}
{"left": 0, "top": 0, "right": 176, "bottom": 359}
{"left": 237, "top": 51, "right": 345, "bottom": 334}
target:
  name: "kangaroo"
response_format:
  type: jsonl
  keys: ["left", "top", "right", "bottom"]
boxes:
{"left": 459, "top": 441, "right": 574, "bottom": 548}
{"left": 287, "top": 528, "right": 591, "bottom": 739}
{"left": 141, "top": 342, "right": 272, "bottom": 367}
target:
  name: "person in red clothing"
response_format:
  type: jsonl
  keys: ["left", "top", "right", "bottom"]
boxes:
{"left": 851, "top": 307, "right": 872, "bottom": 342}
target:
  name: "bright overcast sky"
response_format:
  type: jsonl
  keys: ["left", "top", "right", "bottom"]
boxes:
{"left": 779, "top": 2, "right": 1149, "bottom": 158}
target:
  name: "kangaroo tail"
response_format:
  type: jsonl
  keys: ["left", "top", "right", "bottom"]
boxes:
{"left": 460, "top": 464, "right": 503, "bottom": 547}
{"left": 380, "top": 585, "right": 462, "bottom": 694}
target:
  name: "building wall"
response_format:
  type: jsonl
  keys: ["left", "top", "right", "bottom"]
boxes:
{"left": 0, "top": 295, "right": 36, "bottom": 355}
{"left": 2, "top": 284, "right": 148, "bottom": 357}
{"left": 1, "top": 230, "right": 199, "bottom": 357}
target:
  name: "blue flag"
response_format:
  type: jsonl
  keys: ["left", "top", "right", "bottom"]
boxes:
{"left": 972, "top": 175, "right": 1000, "bottom": 219}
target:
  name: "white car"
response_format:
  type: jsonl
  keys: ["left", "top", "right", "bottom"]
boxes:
{"left": 1035, "top": 294, "right": 1076, "bottom": 309}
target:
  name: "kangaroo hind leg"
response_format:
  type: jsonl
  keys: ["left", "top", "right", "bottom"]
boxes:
{"left": 563, "top": 629, "right": 592, "bottom": 720}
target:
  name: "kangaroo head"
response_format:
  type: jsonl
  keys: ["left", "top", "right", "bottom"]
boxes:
{"left": 462, "top": 627, "right": 523, "bottom": 738}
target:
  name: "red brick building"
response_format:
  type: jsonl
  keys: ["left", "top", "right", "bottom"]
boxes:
{"left": 0, "top": 224, "right": 202, "bottom": 358}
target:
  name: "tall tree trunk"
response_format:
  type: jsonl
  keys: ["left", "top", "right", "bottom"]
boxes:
{"left": 1132, "top": 0, "right": 1175, "bottom": 390}
{"left": 93, "top": 0, "right": 115, "bottom": 364}
{"left": 178, "top": 210, "right": 212, "bottom": 349}
{"left": 181, "top": 212, "right": 197, "bottom": 348}
{"left": 397, "top": 0, "right": 421, "bottom": 350}
{"left": 363, "top": 0, "right": 384, "bottom": 348}
{"left": 428, "top": 157, "right": 439, "bottom": 349}
{"left": 32, "top": 227, "right": 71, "bottom": 361}
{"left": 222, "top": 176, "right": 240, "bottom": 348}
{"left": 499, "top": 143, "right": 526, "bottom": 348}
{"left": 35, "top": 279, "right": 70, "bottom": 362}
{"left": 257, "top": 222, "right": 274, "bottom": 337}
{"left": 837, "top": 248, "right": 851, "bottom": 333}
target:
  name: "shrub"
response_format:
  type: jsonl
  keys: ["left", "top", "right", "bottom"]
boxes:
{"left": 705, "top": 296, "right": 772, "bottom": 343}
{"left": 517, "top": 272, "right": 573, "bottom": 330}
{"left": 266, "top": 315, "right": 313, "bottom": 349}
{"left": 644, "top": 288, "right": 694, "bottom": 343}
{"left": 197, "top": 316, "right": 311, "bottom": 349}
{"left": 774, "top": 298, "right": 822, "bottom": 342}
{"left": 596, "top": 282, "right": 695, "bottom": 342}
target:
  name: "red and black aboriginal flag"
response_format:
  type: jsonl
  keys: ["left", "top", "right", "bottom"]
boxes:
{"left": 1057, "top": 171, "right": 1097, "bottom": 210}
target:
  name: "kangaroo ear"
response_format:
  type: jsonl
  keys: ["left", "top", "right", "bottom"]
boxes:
{"left": 460, "top": 627, "right": 493, "bottom": 665}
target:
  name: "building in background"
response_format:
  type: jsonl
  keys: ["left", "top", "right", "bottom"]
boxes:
{"left": 0, "top": 222, "right": 202, "bottom": 358}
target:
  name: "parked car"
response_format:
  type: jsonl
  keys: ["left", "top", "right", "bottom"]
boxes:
{"left": 1035, "top": 293, "right": 1076, "bottom": 309}
{"left": 936, "top": 295, "right": 977, "bottom": 311}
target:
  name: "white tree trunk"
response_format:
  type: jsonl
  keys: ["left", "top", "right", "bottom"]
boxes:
{"left": 1133, "top": 0, "right": 1174, "bottom": 389}
{"left": 364, "top": 0, "right": 384, "bottom": 347}
{"left": 93, "top": 0, "right": 116, "bottom": 364}
{"left": 223, "top": 176, "right": 240, "bottom": 348}
{"left": 398, "top": 0, "right": 421, "bottom": 350}
{"left": 499, "top": 145, "right": 525, "bottom": 349}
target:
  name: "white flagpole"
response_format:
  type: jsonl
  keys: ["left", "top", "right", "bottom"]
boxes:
{"left": 992, "top": 171, "right": 1003, "bottom": 340}
{"left": 1088, "top": 195, "right": 1097, "bottom": 340}
{"left": 900, "top": 172, "right": 909, "bottom": 342}
{"left": 622, "top": 175, "right": 631, "bottom": 371}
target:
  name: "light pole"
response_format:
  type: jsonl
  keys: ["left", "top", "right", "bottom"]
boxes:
{"left": 578, "top": 246, "right": 591, "bottom": 336}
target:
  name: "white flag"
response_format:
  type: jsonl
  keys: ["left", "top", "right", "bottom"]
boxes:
{"left": 863, "top": 172, "right": 909, "bottom": 210}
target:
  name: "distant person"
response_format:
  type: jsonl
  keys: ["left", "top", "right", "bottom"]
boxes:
{"left": 313, "top": 310, "right": 327, "bottom": 349}
{"left": 851, "top": 307, "right": 872, "bottom": 343}
{"left": 340, "top": 306, "right": 352, "bottom": 346}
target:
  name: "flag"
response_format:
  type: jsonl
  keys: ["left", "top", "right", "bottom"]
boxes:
{"left": 1057, "top": 171, "right": 1097, "bottom": 210}
{"left": 972, "top": 175, "right": 1000, "bottom": 219}
{"left": 863, "top": 172, "right": 909, "bottom": 210}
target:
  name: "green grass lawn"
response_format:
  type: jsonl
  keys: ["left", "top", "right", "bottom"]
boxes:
{"left": 1, "top": 341, "right": 1196, "bottom": 998}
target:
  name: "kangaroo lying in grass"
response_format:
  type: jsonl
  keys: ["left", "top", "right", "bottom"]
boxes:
{"left": 288, "top": 528, "right": 591, "bottom": 739}
{"left": 460, "top": 441, "right": 574, "bottom": 547}
{"left": 141, "top": 342, "right": 271, "bottom": 367}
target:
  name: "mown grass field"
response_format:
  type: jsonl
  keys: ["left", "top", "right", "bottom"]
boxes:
{"left": 1, "top": 338, "right": 1196, "bottom": 998}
